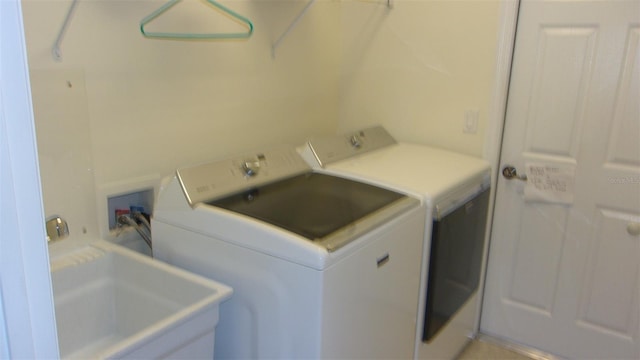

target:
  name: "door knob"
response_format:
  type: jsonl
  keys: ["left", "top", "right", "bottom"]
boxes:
{"left": 502, "top": 165, "right": 528, "bottom": 181}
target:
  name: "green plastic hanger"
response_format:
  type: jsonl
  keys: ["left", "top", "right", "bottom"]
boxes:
{"left": 140, "top": 0, "right": 253, "bottom": 40}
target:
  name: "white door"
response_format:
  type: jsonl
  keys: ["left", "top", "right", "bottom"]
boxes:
{"left": 481, "top": 0, "right": 640, "bottom": 359}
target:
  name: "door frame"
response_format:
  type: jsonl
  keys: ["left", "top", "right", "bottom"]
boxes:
{"left": 0, "top": 0, "right": 59, "bottom": 357}
{"left": 475, "top": 0, "right": 519, "bottom": 335}
{"left": 485, "top": 0, "right": 519, "bottom": 170}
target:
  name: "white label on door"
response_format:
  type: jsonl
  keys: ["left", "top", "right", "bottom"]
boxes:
{"left": 524, "top": 163, "right": 576, "bottom": 205}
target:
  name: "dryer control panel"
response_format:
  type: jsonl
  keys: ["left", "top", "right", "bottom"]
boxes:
{"left": 305, "top": 126, "right": 397, "bottom": 167}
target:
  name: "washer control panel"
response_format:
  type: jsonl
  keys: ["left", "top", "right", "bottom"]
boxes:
{"left": 176, "top": 147, "right": 310, "bottom": 206}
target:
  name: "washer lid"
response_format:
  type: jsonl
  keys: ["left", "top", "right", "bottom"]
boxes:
{"left": 207, "top": 172, "right": 417, "bottom": 252}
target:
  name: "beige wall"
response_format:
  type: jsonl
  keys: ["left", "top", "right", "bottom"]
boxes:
{"left": 23, "top": 0, "right": 341, "bottom": 240}
{"left": 23, "top": 0, "right": 502, "bottom": 244}
{"left": 338, "top": 0, "right": 501, "bottom": 157}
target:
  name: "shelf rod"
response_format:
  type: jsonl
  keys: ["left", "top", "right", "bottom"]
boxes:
{"left": 271, "top": 0, "right": 316, "bottom": 58}
{"left": 52, "top": 0, "right": 80, "bottom": 61}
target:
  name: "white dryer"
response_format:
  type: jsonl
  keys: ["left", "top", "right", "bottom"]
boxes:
{"left": 151, "top": 146, "right": 426, "bottom": 359}
{"left": 300, "top": 126, "right": 491, "bottom": 359}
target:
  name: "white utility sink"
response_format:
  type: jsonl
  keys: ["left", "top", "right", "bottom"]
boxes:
{"left": 50, "top": 240, "right": 232, "bottom": 359}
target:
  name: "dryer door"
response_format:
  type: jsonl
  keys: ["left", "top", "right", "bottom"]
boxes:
{"left": 423, "top": 187, "right": 490, "bottom": 342}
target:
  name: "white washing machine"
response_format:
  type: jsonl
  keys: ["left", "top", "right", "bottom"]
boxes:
{"left": 151, "top": 146, "right": 427, "bottom": 359}
{"left": 300, "top": 126, "right": 491, "bottom": 359}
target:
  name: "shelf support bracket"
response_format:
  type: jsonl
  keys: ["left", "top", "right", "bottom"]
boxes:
{"left": 271, "top": 0, "right": 316, "bottom": 58}
{"left": 52, "top": 0, "right": 80, "bottom": 62}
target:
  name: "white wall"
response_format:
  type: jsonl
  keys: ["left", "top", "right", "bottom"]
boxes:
{"left": 22, "top": 0, "right": 503, "bottom": 246}
{"left": 22, "top": 0, "right": 341, "bottom": 242}
{"left": 339, "top": 0, "right": 501, "bottom": 157}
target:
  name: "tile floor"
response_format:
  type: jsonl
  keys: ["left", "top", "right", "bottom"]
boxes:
{"left": 457, "top": 339, "right": 535, "bottom": 360}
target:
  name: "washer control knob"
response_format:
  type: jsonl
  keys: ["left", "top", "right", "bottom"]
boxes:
{"left": 627, "top": 222, "right": 640, "bottom": 236}
{"left": 241, "top": 160, "right": 260, "bottom": 177}
{"left": 350, "top": 135, "right": 362, "bottom": 149}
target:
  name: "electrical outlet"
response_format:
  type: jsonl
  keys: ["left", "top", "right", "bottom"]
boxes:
{"left": 463, "top": 109, "right": 479, "bottom": 134}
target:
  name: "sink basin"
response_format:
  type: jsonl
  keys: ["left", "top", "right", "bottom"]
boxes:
{"left": 50, "top": 240, "right": 232, "bottom": 359}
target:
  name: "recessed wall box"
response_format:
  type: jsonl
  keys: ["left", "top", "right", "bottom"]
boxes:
{"left": 107, "top": 188, "right": 154, "bottom": 230}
